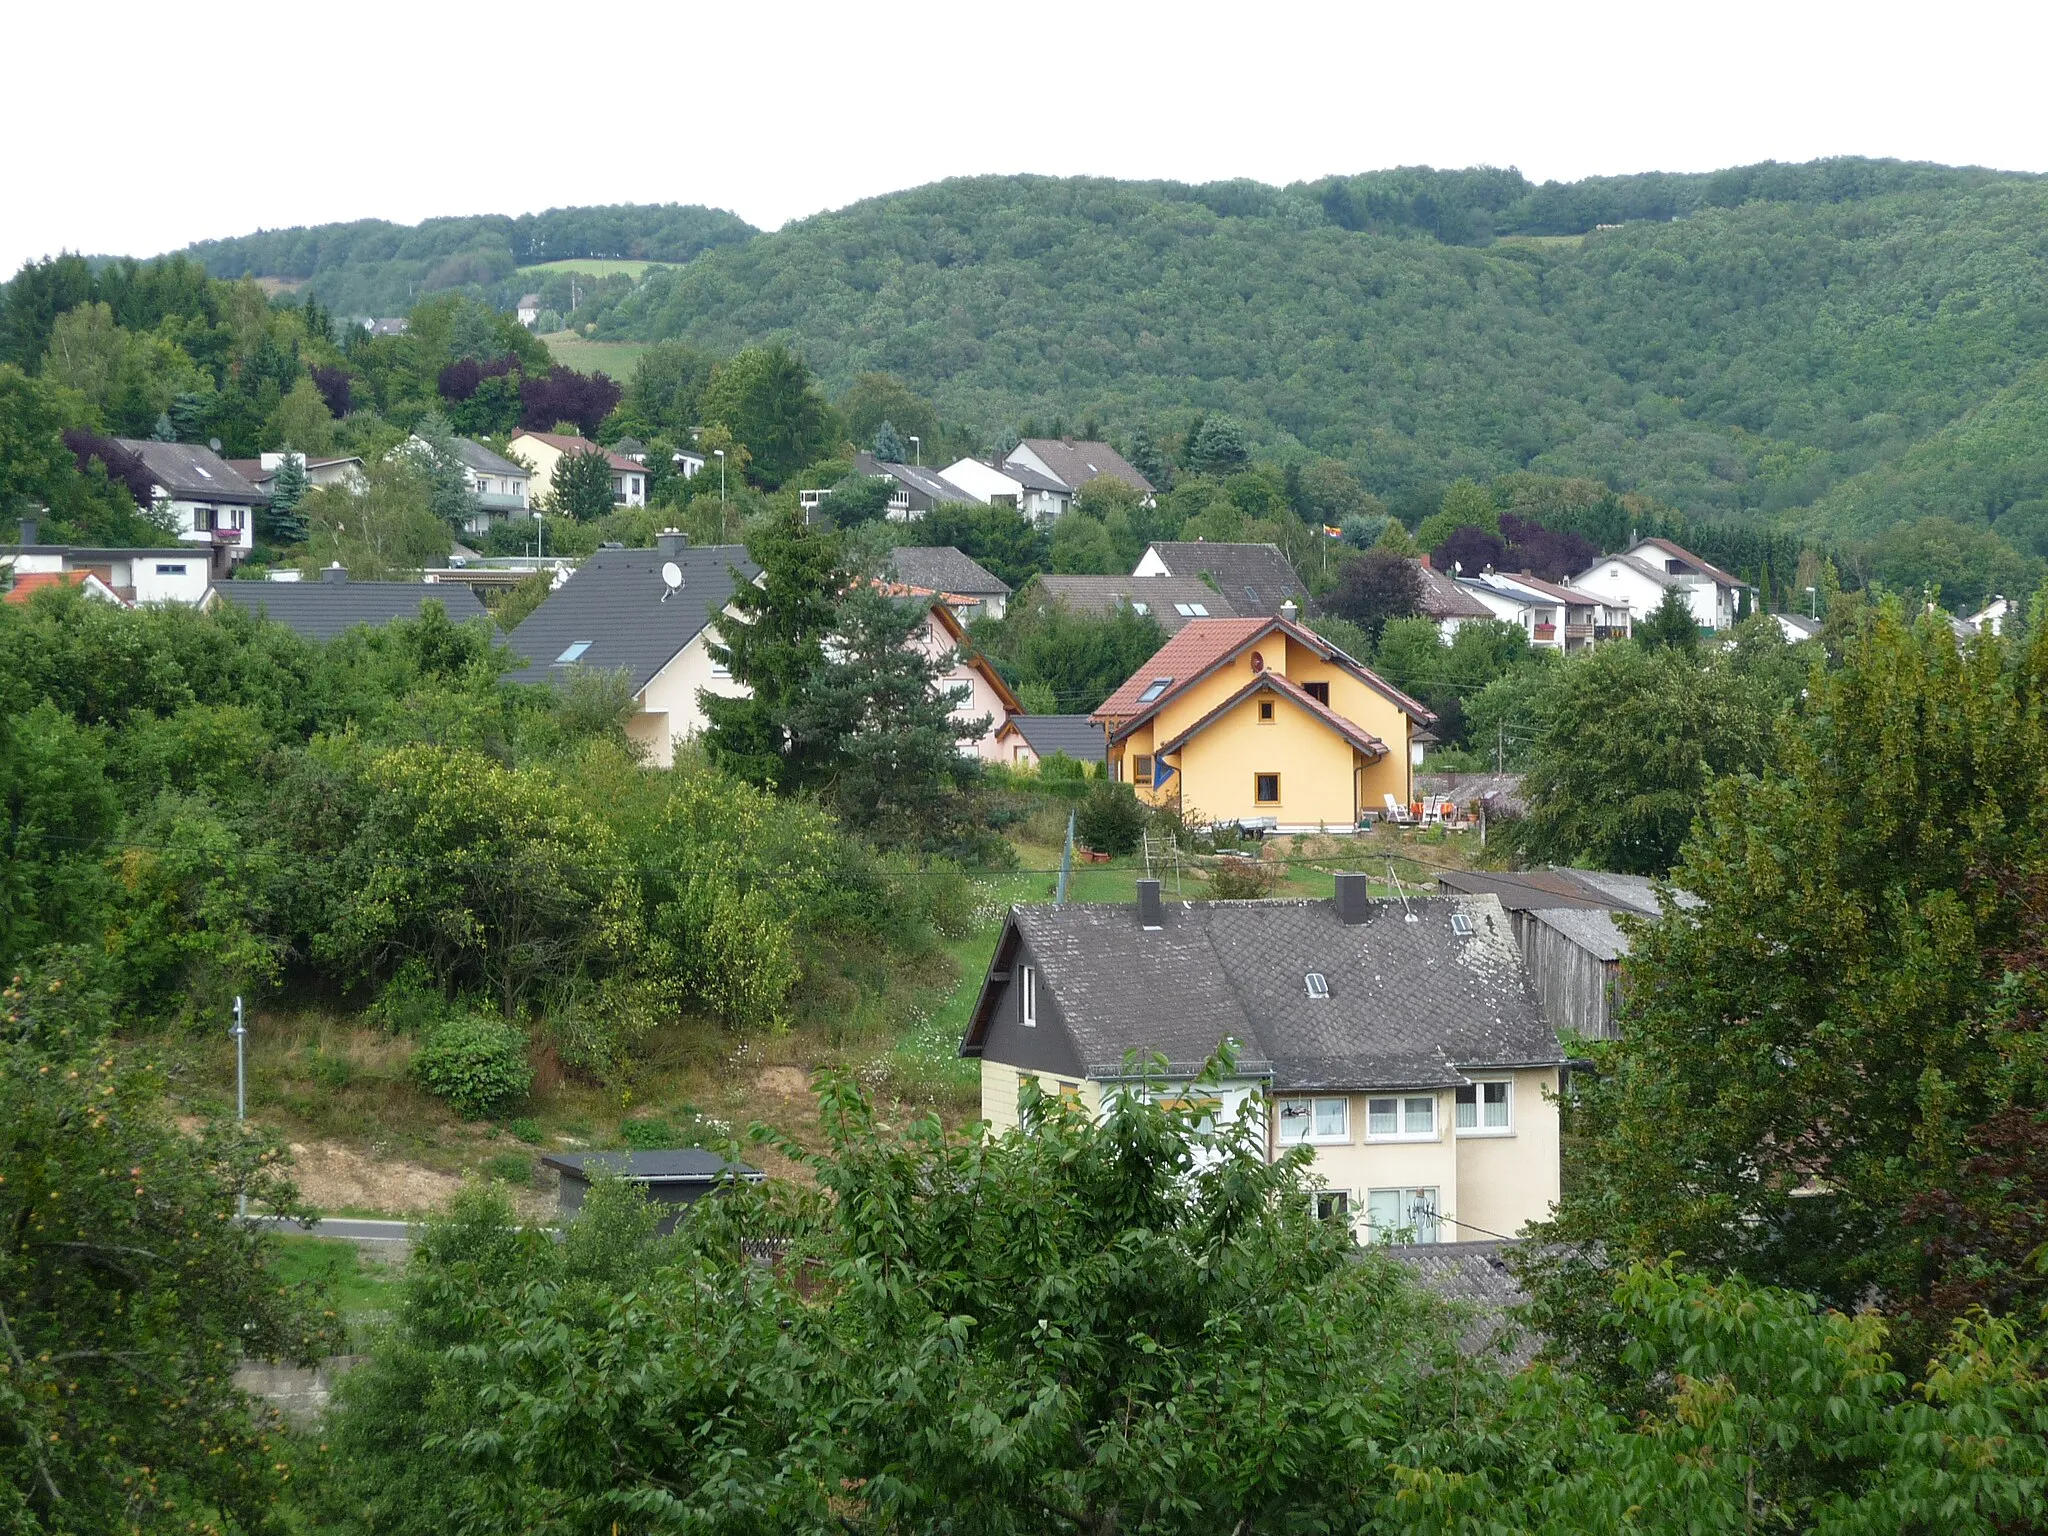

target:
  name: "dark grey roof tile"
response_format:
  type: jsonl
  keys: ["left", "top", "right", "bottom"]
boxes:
{"left": 504, "top": 545, "right": 758, "bottom": 693}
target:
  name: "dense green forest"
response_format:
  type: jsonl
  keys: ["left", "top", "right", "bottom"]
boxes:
{"left": 157, "top": 159, "right": 2048, "bottom": 561}
{"left": 182, "top": 204, "right": 757, "bottom": 315}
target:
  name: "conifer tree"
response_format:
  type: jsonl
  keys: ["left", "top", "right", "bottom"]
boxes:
{"left": 262, "top": 448, "right": 310, "bottom": 544}
{"left": 870, "top": 419, "right": 907, "bottom": 463}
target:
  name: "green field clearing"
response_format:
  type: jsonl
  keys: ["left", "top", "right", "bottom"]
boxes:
{"left": 522, "top": 258, "right": 664, "bottom": 279}
{"left": 539, "top": 332, "right": 649, "bottom": 375}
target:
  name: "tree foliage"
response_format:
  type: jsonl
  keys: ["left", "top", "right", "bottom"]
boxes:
{"left": 546, "top": 445, "right": 617, "bottom": 522}
{"left": 697, "top": 344, "right": 838, "bottom": 488}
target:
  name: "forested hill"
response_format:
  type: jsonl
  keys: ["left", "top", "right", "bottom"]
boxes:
{"left": 181, "top": 204, "right": 757, "bottom": 316}
{"left": 171, "top": 159, "right": 2048, "bottom": 544}
{"left": 590, "top": 162, "right": 2048, "bottom": 540}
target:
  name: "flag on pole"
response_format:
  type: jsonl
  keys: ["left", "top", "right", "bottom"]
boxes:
{"left": 1323, "top": 524, "right": 1345, "bottom": 539}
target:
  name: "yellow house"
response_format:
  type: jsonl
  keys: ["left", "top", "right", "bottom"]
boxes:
{"left": 1091, "top": 613, "right": 1434, "bottom": 833}
{"left": 959, "top": 876, "right": 1565, "bottom": 1246}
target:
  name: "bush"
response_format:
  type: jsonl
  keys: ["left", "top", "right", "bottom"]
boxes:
{"left": 412, "top": 1013, "right": 534, "bottom": 1119}
{"left": 482, "top": 1151, "right": 534, "bottom": 1185}
{"left": 506, "top": 1117, "right": 545, "bottom": 1144}
{"left": 1075, "top": 781, "right": 1146, "bottom": 856}
{"left": 1207, "top": 857, "right": 1278, "bottom": 900}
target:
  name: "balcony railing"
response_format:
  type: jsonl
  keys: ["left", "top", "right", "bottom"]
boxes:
{"left": 1532, "top": 623, "right": 1557, "bottom": 640}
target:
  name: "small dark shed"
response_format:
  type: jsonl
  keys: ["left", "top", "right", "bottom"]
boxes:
{"left": 540, "top": 1149, "right": 764, "bottom": 1233}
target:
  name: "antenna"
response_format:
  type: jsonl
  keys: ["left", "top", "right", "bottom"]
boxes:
{"left": 659, "top": 561, "right": 683, "bottom": 601}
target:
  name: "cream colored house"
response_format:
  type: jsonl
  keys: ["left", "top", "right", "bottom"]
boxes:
{"left": 503, "top": 532, "right": 758, "bottom": 767}
{"left": 960, "top": 877, "right": 1564, "bottom": 1245}
{"left": 508, "top": 430, "right": 648, "bottom": 509}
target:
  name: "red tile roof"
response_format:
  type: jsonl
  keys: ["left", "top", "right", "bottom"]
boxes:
{"left": 511, "top": 430, "right": 643, "bottom": 475}
{"left": 1093, "top": 615, "right": 1433, "bottom": 728}
{"left": 1094, "top": 617, "right": 1269, "bottom": 719}
{"left": 3, "top": 570, "right": 126, "bottom": 605}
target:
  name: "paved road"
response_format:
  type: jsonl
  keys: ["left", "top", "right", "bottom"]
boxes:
{"left": 246, "top": 1215, "right": 416, "bottom": 1243}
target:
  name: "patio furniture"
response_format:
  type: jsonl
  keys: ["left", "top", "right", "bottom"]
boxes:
{"left": 1382, "top": 793, "right": 1414, "bottom": 825}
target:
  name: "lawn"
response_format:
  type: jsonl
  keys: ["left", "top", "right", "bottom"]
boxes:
{"left": 539, "top": 331, "right": 649, "bottom": 377}
{"left": 522, "top": 258, "right": 665, "bottom": 279}
{"left": 267, "top": 1235, "right": 404, "bottom": 1345}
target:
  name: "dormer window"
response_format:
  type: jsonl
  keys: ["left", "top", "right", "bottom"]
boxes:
{"left": 1304, "top": 972, "right": 1329, "bottom": 999}
{"left": 1137, "top": 677, "right": 1172, "bottom": 704}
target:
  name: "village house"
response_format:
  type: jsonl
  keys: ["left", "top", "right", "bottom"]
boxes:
{"left": 959, "top": 876, "right": 1565, "bottom": 1245}
{"left": 1131, "top": 542, "right": 1309, "bottom": 617}
{"left": 801, "top": 455, "right": 980, "bottom": 523}
{"left": 1027, "top": 573, "right": 1237, "bottom": 633}
{"left": 516, "top": 294, "right": 542, "bottom": 328}
{"left": 227, "top": 451, "right": 366, "bottom": 498}
{"left": 902, "top": 591, "right": 1024, "bottom": 761}
{"left": 1410, "top": 557, "right": 1496, "bottom": 641}
{"left": 4, "top": 515, "right": 213, "bottom": 605}
{"left": 1454, "top": 571, "right": 1607, "bottom": 652}
{"left": 110, "top": 438, "right": 266, "bottom": 571}
{"left": 1092, "top": 610, "right": 1433, "bottom": 833}
{"left": 1434, "top": 867, "right": 1698, "bottom": 1040}
{"left": 504, "top": 532, "right": 759, "bottom": 766}
{"left": 886, "top": 545, "right": 1012, "bottom": 621}
{"left": 204, "top": 564, "right": 490, "bottom": 641}
{"left": 1004, "top": 438, "right": 1155, "bottom": 502}
{"left": 1568, "top": 537, "right": 1751, "bottom": 633}
{"left": 993, "top": 714, "right": 1107, "bottom": 769}
{"left": 940, "top": 455, "right": 1075, "bottom": 522}
{"left": 507, "top": 430, "right": 648, "bottom": 509}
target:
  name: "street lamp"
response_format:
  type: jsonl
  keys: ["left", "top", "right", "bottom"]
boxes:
{"left": 908, "top": 435, "right": 920, "bottom": 466}
{"left": 231, "top": 996, "right": 247, "bottom": 1218}
{"left": 1804, "top": 585, "right": 1817, "bottom": 619}
{"left": 713, "top": 448, "right": 726, "bottom": 505}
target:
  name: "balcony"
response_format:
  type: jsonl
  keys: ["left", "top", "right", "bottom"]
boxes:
{"left": 1593, "top": 624, "right": 1628, "bottom": 640}
{"left": 475, "top": 491, "right": 528, "bottom": 513}
{"left": 1532, "top": 623, "right": 1557, "bottom": 641}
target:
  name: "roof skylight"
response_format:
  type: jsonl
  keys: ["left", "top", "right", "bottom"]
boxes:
{"left": 1137, "top": 677, "right": 1173, "bottom": 703}
{"left": 1304, "top": 972, "right": 1330, "bottom": 999}
{"left": 1173, "top": 602, "right": 1209, "bottom": 617}
{"left": 1451, "top": 912, "right": 1474, "bottom": 937}
{"left": 555, "top": 641, "right": 592, "bottom": 664}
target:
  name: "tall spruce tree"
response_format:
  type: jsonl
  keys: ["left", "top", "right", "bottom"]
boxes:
{"left": 870, "top": 419, "right": 907, "bottom": 463}
{"left": 407, "top": 409, "right": 481, "bottom": 531}
{"left": 547, "top": 446, "right": 616, "bottom": 522}
{"left": 262, "top": 448, "right": 310, "bottom": 544}
{"left": 1635, "top": 585, "right": 1700, "bottom": 650}
{"left": 700, "top": 507, "right": 846, "bottom": 789}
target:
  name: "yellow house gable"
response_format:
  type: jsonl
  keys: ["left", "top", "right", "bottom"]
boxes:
{"left": 1094, "top": 617, "right": 1432, "bottom": 832}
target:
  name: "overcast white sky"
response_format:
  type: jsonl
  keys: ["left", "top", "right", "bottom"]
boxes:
{"left": 5, "top": 0, "right": 2045, "bottom": 276}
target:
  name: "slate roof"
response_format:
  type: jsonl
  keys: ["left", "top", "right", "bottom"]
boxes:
{"left": 540, "top": 1149, "right": 763, "bottom": 1183}
{"left": 113, "top": 440, "right": 268, "bottom": 504}
{"left": 1003, "top": 714, "right": 1107, "bottom": 763}
{"left": 451, "top": 437, "right": 529, "bottom": 478}
{"left": 1033, "top": 574, "right": 1234, "bottom": 632}
{"left": 1412, "top": 560, "right": 1494, "bottom": 619}
{"left": 887, "top": 545, "right": 1011, "bottom": 598}
{"left": 207, "top": 578, "right": 489, "bottom": 641}
{"left": 1140, "top": 542, "right": 1308, "bottom": 616}
{"left": 1000, "top": 459, "right": 1070, "bottom": 494}
{"left": 504, "top": 544, "right": 759, "bottom": 693}
{"left": 1094, "top": 615, "right": 1432, "bottom": 729}
{"left": 1525, "top": 906, "right": 1632, "bottom": 964}
{"left": 1010, "top": 438, "right": 1154, "bottom": 494}
{"left": 1377, "top": 1240, "right": 1538, "bottom": 1365}
{"left": 859, "top": 454, "right": 979, "bottom": 505}
{"left": 963, "top": 893, "right": 1558, "bottom": 1090}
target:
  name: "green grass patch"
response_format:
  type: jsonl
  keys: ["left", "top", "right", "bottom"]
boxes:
{"left": 522, "top": 258, "right": 665, "bottom": 279}
{"left": 267, "top": 1235, "right": 403, "bottom": 1322}
{"left": 539, "top": 332, "right": 650, "bottom": 376}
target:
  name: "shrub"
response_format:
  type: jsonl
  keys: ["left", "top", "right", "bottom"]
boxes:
{"left": 506, "top": 1117, "right": 545, "bottom": 1144}
{"left": 1207, "top": 857, "right": 1278, "bottom": 900}
{"left": 482, "top": 1151, "right": 534, "bottom": 1185}
{"left": 1075, "top": 781, "right": 1146, "bottom": 856}
{"left": 619, "top": 1115, "right": 677, "bottom": 1149}
{"left": 308, "top": 1049, "right": 354, "bottom": 1091}
{"left": 412, "top": 1013, "right": 534, "bottom": 1119}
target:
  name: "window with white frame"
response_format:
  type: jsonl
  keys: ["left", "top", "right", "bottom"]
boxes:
{"left": 1314, "top": 1189, "right": 1350, "bottom": 1225}
{"left": 1276, "top": 1095, "right": 1349, "bottom": 1144}
{"left": 1364, "top": 1187, "right": 1439, "bottom": 1244}
{"left": 1455, "top": 1079, "right": 1511, "bottom": 1133}
{"left": 1365, "top": 1094, "right": 1436, "bottom": 1140}
{"left": 1019, "top": 965, "right": 1037, "bottom": 1027}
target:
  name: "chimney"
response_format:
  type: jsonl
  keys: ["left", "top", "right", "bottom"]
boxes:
{"left": 1279, "top": 598, "right": 1299, "bottom": 625}
{"left": 656, "top": 529, "right": 688, "bottom": 560}
{"left": 1136, "top": 879, "right": 1165, "bottom": 931}
{"left": 1333, "top": 871, "right": 1370, "bottom": 925}
{"left": 19, "top": 513, "right": 39, "bottom": 547}
{"left": 1418, "top": 552, "right": 1432, "bottom": 570}
{"left": 323, "top": 563, "right": 347, "bottom": 584}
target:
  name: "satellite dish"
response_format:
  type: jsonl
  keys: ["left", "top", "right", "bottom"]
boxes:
{"left": 659, "top": 561, "right": 683, "bottom": 601}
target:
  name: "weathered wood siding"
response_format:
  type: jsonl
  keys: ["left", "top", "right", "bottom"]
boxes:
{"left": 1511, "top": 912, "right": 1621, "bottom": 1041}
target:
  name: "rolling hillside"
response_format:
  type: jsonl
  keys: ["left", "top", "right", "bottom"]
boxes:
{"left": 170, "top": 161, "right": 2048, "bottom": 543}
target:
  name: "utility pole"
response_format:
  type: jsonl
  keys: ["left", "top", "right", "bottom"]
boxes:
{"left": 1496, "top": 721, "right": 1503, "bottom": 774}
{"left": 714, "top": 448, "right": 726, "bottom": 506}
{"left": 231, "top": 996, "right": 247, "bottom": 1219}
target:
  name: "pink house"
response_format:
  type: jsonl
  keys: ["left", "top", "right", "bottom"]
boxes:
{"left": 895, "top": 585, "right": 1023, "bottom": 761}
